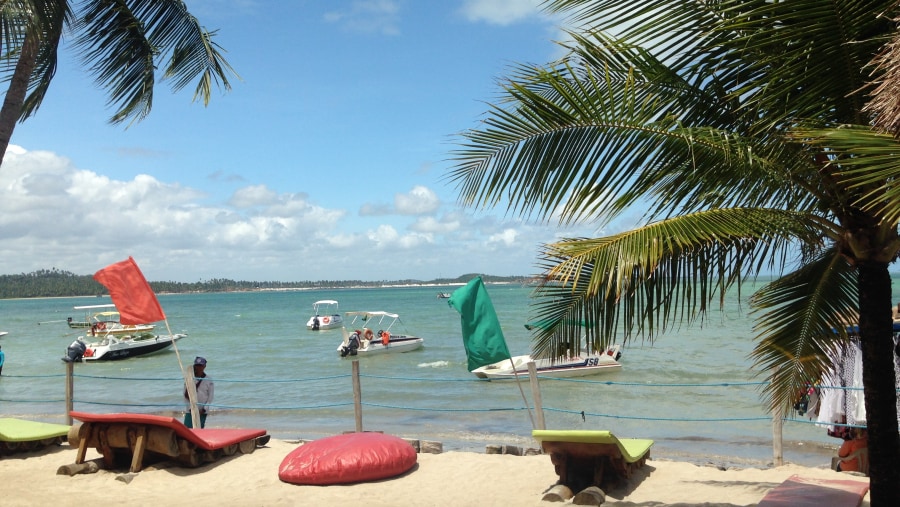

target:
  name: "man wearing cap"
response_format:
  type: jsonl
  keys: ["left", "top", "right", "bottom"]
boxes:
{"left": 184, "top": 356, "right": 214, "bottom": 428}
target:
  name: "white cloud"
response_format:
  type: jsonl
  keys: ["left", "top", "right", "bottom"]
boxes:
{"left": 459, "top": 0, "right": 544, "bottom": 26}
{"left": 0, "top": 146, "right": 587, "bottom": 281}
{"left": 359, "top": 185, "right": 441, "bottom": 216}
{"left": 228, "top": 184, "right": 278, "bottom": 208}
{"left": 324, "top": 0, "right": 401, "bottom": 36}
{"left": 395, "top": 185, "right": 440, "bottom": 215}
{"left": 410, "top": 216, "right": 460, "bottom": 234}
{"left": 487, "top": 227, "right": 518, "bottom": 247}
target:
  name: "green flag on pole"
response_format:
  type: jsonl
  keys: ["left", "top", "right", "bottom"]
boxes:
{"left": 448, "top": 276, "right": 512, "bottom": 371}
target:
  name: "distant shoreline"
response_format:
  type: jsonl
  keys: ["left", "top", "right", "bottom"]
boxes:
{"left": 1, "top": 280, "right": 523, "bottom": 301}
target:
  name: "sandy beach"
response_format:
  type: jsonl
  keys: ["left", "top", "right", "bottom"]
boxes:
{"left": 0, "top": 437, "right": 869, "bottom": 506}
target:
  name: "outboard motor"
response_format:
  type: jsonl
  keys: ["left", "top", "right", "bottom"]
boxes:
{"left": 340, "top": 332, "right": 361, "bottom": 357}
{"left": 312, "top": 316, "right": 320, "bottom": 331}
{"left": 63, "top": 339, "right": 87, "bottom": 362}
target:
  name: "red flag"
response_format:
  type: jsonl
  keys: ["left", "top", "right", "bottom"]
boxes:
{"left": 93, "top": 257, "right": 165, "bottom": 325}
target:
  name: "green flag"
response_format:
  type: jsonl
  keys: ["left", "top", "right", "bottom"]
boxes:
{"left": 448, "top": 277, "right": 511, "bottom": 371}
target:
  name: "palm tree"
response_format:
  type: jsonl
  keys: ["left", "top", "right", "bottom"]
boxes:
{"left": 0, "top": 0, "right": 236, "bottom": 167}
{"left": 449, "top": 1, "right": 900, "bottom": 504}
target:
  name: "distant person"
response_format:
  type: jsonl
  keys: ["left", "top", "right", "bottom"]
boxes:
{"left": 184, "top": 356, "right": 214, "bottom": 428}
{"left": 0, "top": 345, "right": 5, "bottom": 375}
{"left": 836, "top": 428, "right": 868, "bottom": 472}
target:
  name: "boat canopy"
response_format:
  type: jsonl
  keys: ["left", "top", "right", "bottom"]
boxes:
{"left": 313, "top": 300, "right": 339, "bottom": 306}
{"left": 73, "top": 304, "right": 116, "bottom": 310}
{"left": 345, "top": 311, "right": 399, "bottom": 320}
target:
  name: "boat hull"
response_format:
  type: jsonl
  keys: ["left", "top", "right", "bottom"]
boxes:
{"left": 79, "top": 334, "right": 186, "bottom": 362}
{"left": 306, "top": 315, "right": 343, "bottom": 330}
{"left": 338, "top": 336, "right": 424, "bottom": 356}
{"left": 473, "top": 352, "right": 622, "bottom": 380}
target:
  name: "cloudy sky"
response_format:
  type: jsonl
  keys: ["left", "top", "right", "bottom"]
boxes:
{"left": 1, "top": 0, "right": 632, "bottom": 283}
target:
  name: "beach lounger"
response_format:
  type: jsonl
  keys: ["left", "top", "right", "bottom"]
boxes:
{"left": 0, "top": 418, "right": 71, "bottom": 455}
{"left": 532, "top": 429, "right": 653, "bottom": 492}
{"left": 757, "top": 474, "right": 869, "bottom": 507}
{"left": 68, "top": 411, "right": 268, "bottom": 472}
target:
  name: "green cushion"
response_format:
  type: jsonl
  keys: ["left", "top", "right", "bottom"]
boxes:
{"left": 0, "top": 418, "right": 71, "bottom": 442}
{"left": 532, "top": 429, "right": 653, "bottom": 463}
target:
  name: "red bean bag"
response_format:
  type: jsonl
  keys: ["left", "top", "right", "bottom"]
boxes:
{"left": 278, "top": 432, "right": 417, "bottom": 485}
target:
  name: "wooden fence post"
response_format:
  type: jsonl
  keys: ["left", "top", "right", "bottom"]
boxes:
{"left": 527, "top": 362, "right": 545, "bottom": 430}
{"left": 773, "top": 409, "right": 784, "bottom": 466}
{"left": 352, "top": 360, "right": 363, "bottom": 432}
{"left": 65, "top": 361, "right": 74, "bottom": 425}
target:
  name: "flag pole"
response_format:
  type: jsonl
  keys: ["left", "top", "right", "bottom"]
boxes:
{"left": 509, "top": 359, "right": 535, "bottom": 428}
{"left": 163, "top": 318, "right": 200, "bottom": 427}
{"left": 93, "top": 257, "right": 199, "bottom": 426}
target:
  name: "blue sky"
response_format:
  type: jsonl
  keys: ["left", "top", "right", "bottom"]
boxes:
{"left": 0, "top": 0, "right": 633, "bottom": 283}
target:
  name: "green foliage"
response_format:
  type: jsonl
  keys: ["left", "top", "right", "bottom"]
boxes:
{"left": 0, "top": 270, "right": 529, "bottom": 299}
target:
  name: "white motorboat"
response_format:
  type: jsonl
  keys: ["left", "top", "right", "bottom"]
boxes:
{"left": 338, "top": 311, "right": 424, "bottom": 356}
{"left": 472, "top": 345, "right": 623, "bottom": 380}
{"left": 306, "top": 300, "right": 343, "bottom": 330}
{"left": 62, "top": 332, "right": 187, "bottom": 362}
{"left": 68, "top": 304, "right": 156, "bottom": 336}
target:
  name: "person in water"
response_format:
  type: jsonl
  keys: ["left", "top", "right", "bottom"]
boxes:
{"left": 184, "top": 356, "right": 214, "bottom": 428}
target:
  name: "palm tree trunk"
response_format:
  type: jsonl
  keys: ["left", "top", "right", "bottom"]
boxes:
{"left": 856, "top": 261, "right": 900, "bottom": 505}
{"left": 0, "top": 31, "right": 39, "bottom": 168}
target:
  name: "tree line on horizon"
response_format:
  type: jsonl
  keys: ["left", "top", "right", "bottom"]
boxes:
{"left": 0, "top": 269, "right": 530, "bottom": 299}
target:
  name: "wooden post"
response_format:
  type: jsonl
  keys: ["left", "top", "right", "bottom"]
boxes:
{"left": 352, "top": 360, "right": 363, "bottom": 432}
{"left": 130, "top": 426, "right": 148, "bottom": 473}
{"left": 527, "top": 361, "right": 546, "bottom": 430}
{"left": 773, "top": 409, "right": 784, "bottom": 466}
{"left": 65, "top": 361, "right": 74, "bottom": 425}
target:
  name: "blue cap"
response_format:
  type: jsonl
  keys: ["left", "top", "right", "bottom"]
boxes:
{"left": 194, "top": 356, "right": 207, "bottom": 366}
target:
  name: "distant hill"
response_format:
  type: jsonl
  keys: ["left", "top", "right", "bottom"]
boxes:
{"left": 0, "top": 269, "right": 532, "bottom": 299}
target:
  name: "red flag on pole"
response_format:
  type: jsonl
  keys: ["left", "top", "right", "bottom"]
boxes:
{"left": 93, "top": 257, "right": 166, "bottom": 325}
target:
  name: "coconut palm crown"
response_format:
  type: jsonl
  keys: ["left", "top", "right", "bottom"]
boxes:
{"left": 0, "top": 0, "right": 237, "bottom": 167}
{"left": 449, "top": 1, "right": 900, "bottom": 504}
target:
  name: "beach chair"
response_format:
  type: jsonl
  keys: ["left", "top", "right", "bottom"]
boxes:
{"left": 0, "top": 418, "right": 71, "bottom": 455}
{"left": 831, "top": 447, "right": 869, "bottom": 476}
{"left": 532, "top": 429, "right": 653, "bottom": 493}
{"left": 68, "top": 411, "right": 268, "bottom": 473}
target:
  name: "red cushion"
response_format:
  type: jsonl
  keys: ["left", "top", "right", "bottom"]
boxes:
{"left": 278, "top": 432, "right": 417, "bottom": 485}
{"left": 69, "top": 411, "right": 266, "bottom": 451}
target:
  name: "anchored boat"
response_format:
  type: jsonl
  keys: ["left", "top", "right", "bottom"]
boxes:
{"left": 337, "top": 311, "right": 424, "bottom": 356}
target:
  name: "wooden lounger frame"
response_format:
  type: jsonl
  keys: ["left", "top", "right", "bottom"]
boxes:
{"left": 532, "top": 430, "right": 653, "bottom": 492}
{"left": 69, "top": 411, "right": 267, "bottom": 473}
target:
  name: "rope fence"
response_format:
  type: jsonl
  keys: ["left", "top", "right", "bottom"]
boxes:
{"left": 1, "top": 366, "right": 879, "bottom": 430}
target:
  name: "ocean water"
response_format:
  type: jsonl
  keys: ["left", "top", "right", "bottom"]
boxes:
{"left": 0, "top": 284, "right": 844, "bottom": 467}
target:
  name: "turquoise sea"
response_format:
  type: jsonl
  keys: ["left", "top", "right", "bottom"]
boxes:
{"left": 0, "top": 284, "right": 845, "bottom": 467}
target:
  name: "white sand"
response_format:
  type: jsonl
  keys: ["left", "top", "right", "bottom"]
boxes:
{"left": 1, "top": 439, "right": 870, "bottom": 506}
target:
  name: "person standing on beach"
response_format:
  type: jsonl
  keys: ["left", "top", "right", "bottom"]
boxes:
{"left": 184, "top": 356, "right": 214, "bottom": 428}
{"left": 0, "top": 345, "right": 5, "bottom": 376}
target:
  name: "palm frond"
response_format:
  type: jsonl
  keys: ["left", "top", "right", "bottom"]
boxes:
{"left": 450, "top": 33, "right": 808, "bottom": 228}
{"left": 792, "top": 124, "right": 900, "bottom": 233}
{"left": 749, "top": 249, "right": 858, "bottom": 413}
{"left": 73, "top": 0, "right": 237, "bottom": 125}
{"left": 527, "top": 207, "right": 836, "bottom": 358}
